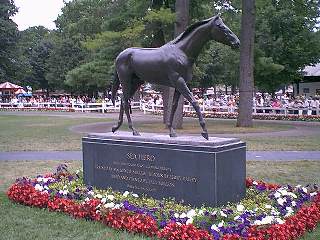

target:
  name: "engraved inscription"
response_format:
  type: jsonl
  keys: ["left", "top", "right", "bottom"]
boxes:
{"left": 94, "top": 151, "right": 198, "bottom": 193}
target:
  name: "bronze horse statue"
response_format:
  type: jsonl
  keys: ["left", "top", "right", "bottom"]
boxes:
{"left": 111, "top": 15, "right": 240, "bottom": 140}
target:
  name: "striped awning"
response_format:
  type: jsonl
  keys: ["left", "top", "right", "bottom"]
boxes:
{"left": 0, "top": 81, "right": 23, "bottom": 90}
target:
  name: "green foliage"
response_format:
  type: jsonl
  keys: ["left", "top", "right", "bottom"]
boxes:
{"left": 66, "top": 60, "right": 112, "bottom": 94}
{"left": 0, "top": 0, "right": 19, "bottom": 81}
{"left": 254, "top": 0, "right": 320, "bottom": 92}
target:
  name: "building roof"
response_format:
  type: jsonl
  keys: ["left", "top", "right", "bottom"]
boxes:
{"left": 0, "top": 81, "right": 23, "bottom": 90}
{"left": 303, "top": 63, "right": 320, "bottom": 76}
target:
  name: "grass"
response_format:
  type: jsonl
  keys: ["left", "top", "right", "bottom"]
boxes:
{"left": 1, "top": 114, "right": 319, "bottom": 151}
{"left": 244, "top": 135, "right": 320, "bottom": 151}
{"left": 0, "top": 115, "right": 109, "bottom": 151}
{"left": 247, "top": 161, "right": 320, "bottom": 186}
{"left": 0, "top": 160, "right": 319, "bottom": 240}
{"left": 123, "top": 118, "right": 293, "bottom": 134}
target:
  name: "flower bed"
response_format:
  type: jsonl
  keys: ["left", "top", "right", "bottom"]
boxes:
{"left": 7, "top": 164, "right": 320, "bottom": 240}
{"left": 184, "top": 112, "right": 320, "bottom": 122}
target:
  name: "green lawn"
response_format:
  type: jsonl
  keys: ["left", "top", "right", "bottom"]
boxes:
{"left": 127, "top": 119, "right": 293, "bottom": 134}
{"left": 2, "top": 114, "right": 319, "bottom": 151}
{"left": 0, "top": 160, "right": 319, "bottom": 240}
{"left": 0, "top": 115, "right": 109, "bottom": 151}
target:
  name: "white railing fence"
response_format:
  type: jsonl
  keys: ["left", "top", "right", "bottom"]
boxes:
{"left": 1, "top": 101, "right": 320, "bottom": 117}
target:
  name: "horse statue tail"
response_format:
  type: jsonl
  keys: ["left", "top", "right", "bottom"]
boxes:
{"left": 111, "top": 70, "right": 120, "bottom": 106}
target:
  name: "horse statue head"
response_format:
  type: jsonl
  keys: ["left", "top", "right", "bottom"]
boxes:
{"left": 210, "top": 15, "right": 240, "bottom": 49}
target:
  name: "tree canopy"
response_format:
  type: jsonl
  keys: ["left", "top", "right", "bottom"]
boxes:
{"left": 3, "top": 0, "right": 320, "bottom": 96}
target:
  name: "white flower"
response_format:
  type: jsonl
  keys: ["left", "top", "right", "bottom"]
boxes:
{"left": 174, "top": 213, "right": 179, "bottom": 218}
{"left": 132, "top": 193, "right": 139, "bottom": 198}
{"left": 274, "top": 192, "right": 281, "bottom": 198}
{"left": 101, "top": 198, "right": 107, "bottom": 204}
{"left": 253, "top": 181, "right": 258, "bottom": 185}
{"left": 88, "top": 191, "right": 94, "bottom": 196}
{"left": 276, "top": 218, "right": 285, "bottom": 224}
{"left": 107, "top": 195, "right": 115, "bottom": 201}
{"left": 302, "top": 187, "right": 308, "bottom": 193}
{"left": 291, "top": 201, "right": 296, "bottom": 207}
{"left": 254, "top": 220, "right": 262, "bottom": 225}
{"left": 34, "top": 184, "right": 44, "bottom": 192}
{"left": 311, "top": 192, "right": 318, "bottom": 197}
{"left": 261, "top": 216, "right": 274, "bottom": 225}
{"left": 95, "top": 194, "right": 103, "bottom": 199}
{"left": 265, "top": 204, "right": 272, "bottom": 209}
{"left": 34, "top": 184, "right": 43, "bottom": 192}
{"left": 104, "top": 202, "right": 115, "bottom": 209}
{"left": 62, "top": 189, "right": 69, "bottom": 195}
{"left": 186, "top": 218, "right": 193, "bottom": 225}
{"left": 37, "top": 177, "right": 43, "bottom": 182}
{"left": 176, "top": 222, "right": 182, "bottom": 226}
{"left": 85, "top": 197, "right": 90, "bottom": 202}
{"left": 179, "top": 213, "right": 187, "bottom": 218}
{"left": 187, "top": 209, "right": 196, "bottom": 218}
{"left": 123, "top": 191, "right": 129, "bottom": 197}
{"left": 288, "top": 192, "right": 297, "bottom": 198}
{"left": 296, "top": 185, "right": 302, "bottom": 188}
{"left": 198, "top": 210, "right": 204, "bottom": 215}
{"left": 220, "top": 211, "right": 227, "bottom": 217}
{"left": 234, "top": 215, "right": 240, "bottom": 221}
{"left": 113, "top": 204, "right": 121, "bottom": 209}
{"left": 236, "top": 204, "right": 245, "bottom": 212}
{"left": 218, "top": 221, "right": 224, "bottom": 227}
{"left": 277, "top": 198, "right": 285, "bottom": 206}
{"left": 279, "top": 189, "right": 288, "bottom": 196}
{"left": 211, "top": 224, "right": 219, "bottom": 232}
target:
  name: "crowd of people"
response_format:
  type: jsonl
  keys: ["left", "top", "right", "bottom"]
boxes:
{"left": 141, "top": 92, "right": 320, "bottom": 110}
{"left": 2, "top": 91, "right": 320, "bottom": 114}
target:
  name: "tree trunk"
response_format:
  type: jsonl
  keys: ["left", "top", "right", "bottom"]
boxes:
{"left": 237, "top": 0, "right": 255, "bottom": 127}
{"left": 164, "top": 0, "right": 189, "bottom": 128}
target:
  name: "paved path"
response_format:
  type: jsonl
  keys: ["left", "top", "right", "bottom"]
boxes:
{"left": 0, "top": 151, "right": 319, "bottom": 161}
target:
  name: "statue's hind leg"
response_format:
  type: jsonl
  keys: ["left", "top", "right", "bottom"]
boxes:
{"left": 167, "top": 89, "right": 181, "bottom": 137}
{"left": 111, "top": 100, "right": 124, "bottom": 133}
{"left": 176, "top": 77, "right": 209, "bottom": 140}
{"left": 123, "top": 97, "right": 140, "bottom": 136}
{"left": 122, "top": 78, "right": 142, "bottom": 136}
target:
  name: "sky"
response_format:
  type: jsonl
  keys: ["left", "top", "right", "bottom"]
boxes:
{"left": 12, "top": 0, "right": 67, "bottom": 31}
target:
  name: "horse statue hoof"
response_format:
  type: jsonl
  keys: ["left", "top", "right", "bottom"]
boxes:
{"left": 111, "top": 126, "right": 118, "bottom": 133}
{"left": 201, "top": 132, "right": 209, "bottom": 140}
{"left": 169, "top": 132, "right": 177, "bottom": 138}
{"left": 133, "top": 131, "right": 141, "bottom": 136}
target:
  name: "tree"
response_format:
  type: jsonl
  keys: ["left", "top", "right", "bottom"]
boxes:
{"left": 29, "top": 38, "right": 53, "bottom": 95}
{"left": 164, "top": 0, "right": 190, "bottom": 129}
{"left": 254, "top": 0, "right": 320, "bottom": 93}
{"left": 15, "top": 26, "right": 49, "bottom": 87}
{"left": 237, "top": 0, "right": 255, "bottom": 127}
{"left": 0, "top": 0, "right": 18, "bottom": 81}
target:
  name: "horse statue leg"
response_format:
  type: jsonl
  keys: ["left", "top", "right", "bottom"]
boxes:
{"left": 122, "top": 77, "right": 141, "bottom": 136}
{"left": 111, "top": 100, "right": 124, "bottom": 133}
{"left": 167, "top": 89, "right": 181, "bottom": 137}
{"left": 175, "top": 76, "right": 209, "bottom": 140}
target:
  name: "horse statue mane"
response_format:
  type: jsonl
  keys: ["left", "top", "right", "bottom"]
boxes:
{"left": 170, "top": 16, "right": 215, "bottom": 44}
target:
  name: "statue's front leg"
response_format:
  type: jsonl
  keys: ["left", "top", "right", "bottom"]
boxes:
{"left": 175, "top": 77, "right": 209, "bottom": 140}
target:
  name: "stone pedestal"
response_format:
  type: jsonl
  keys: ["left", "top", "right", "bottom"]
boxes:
{"left": 82, "top": 132, "right": 246, "bottom": 207}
